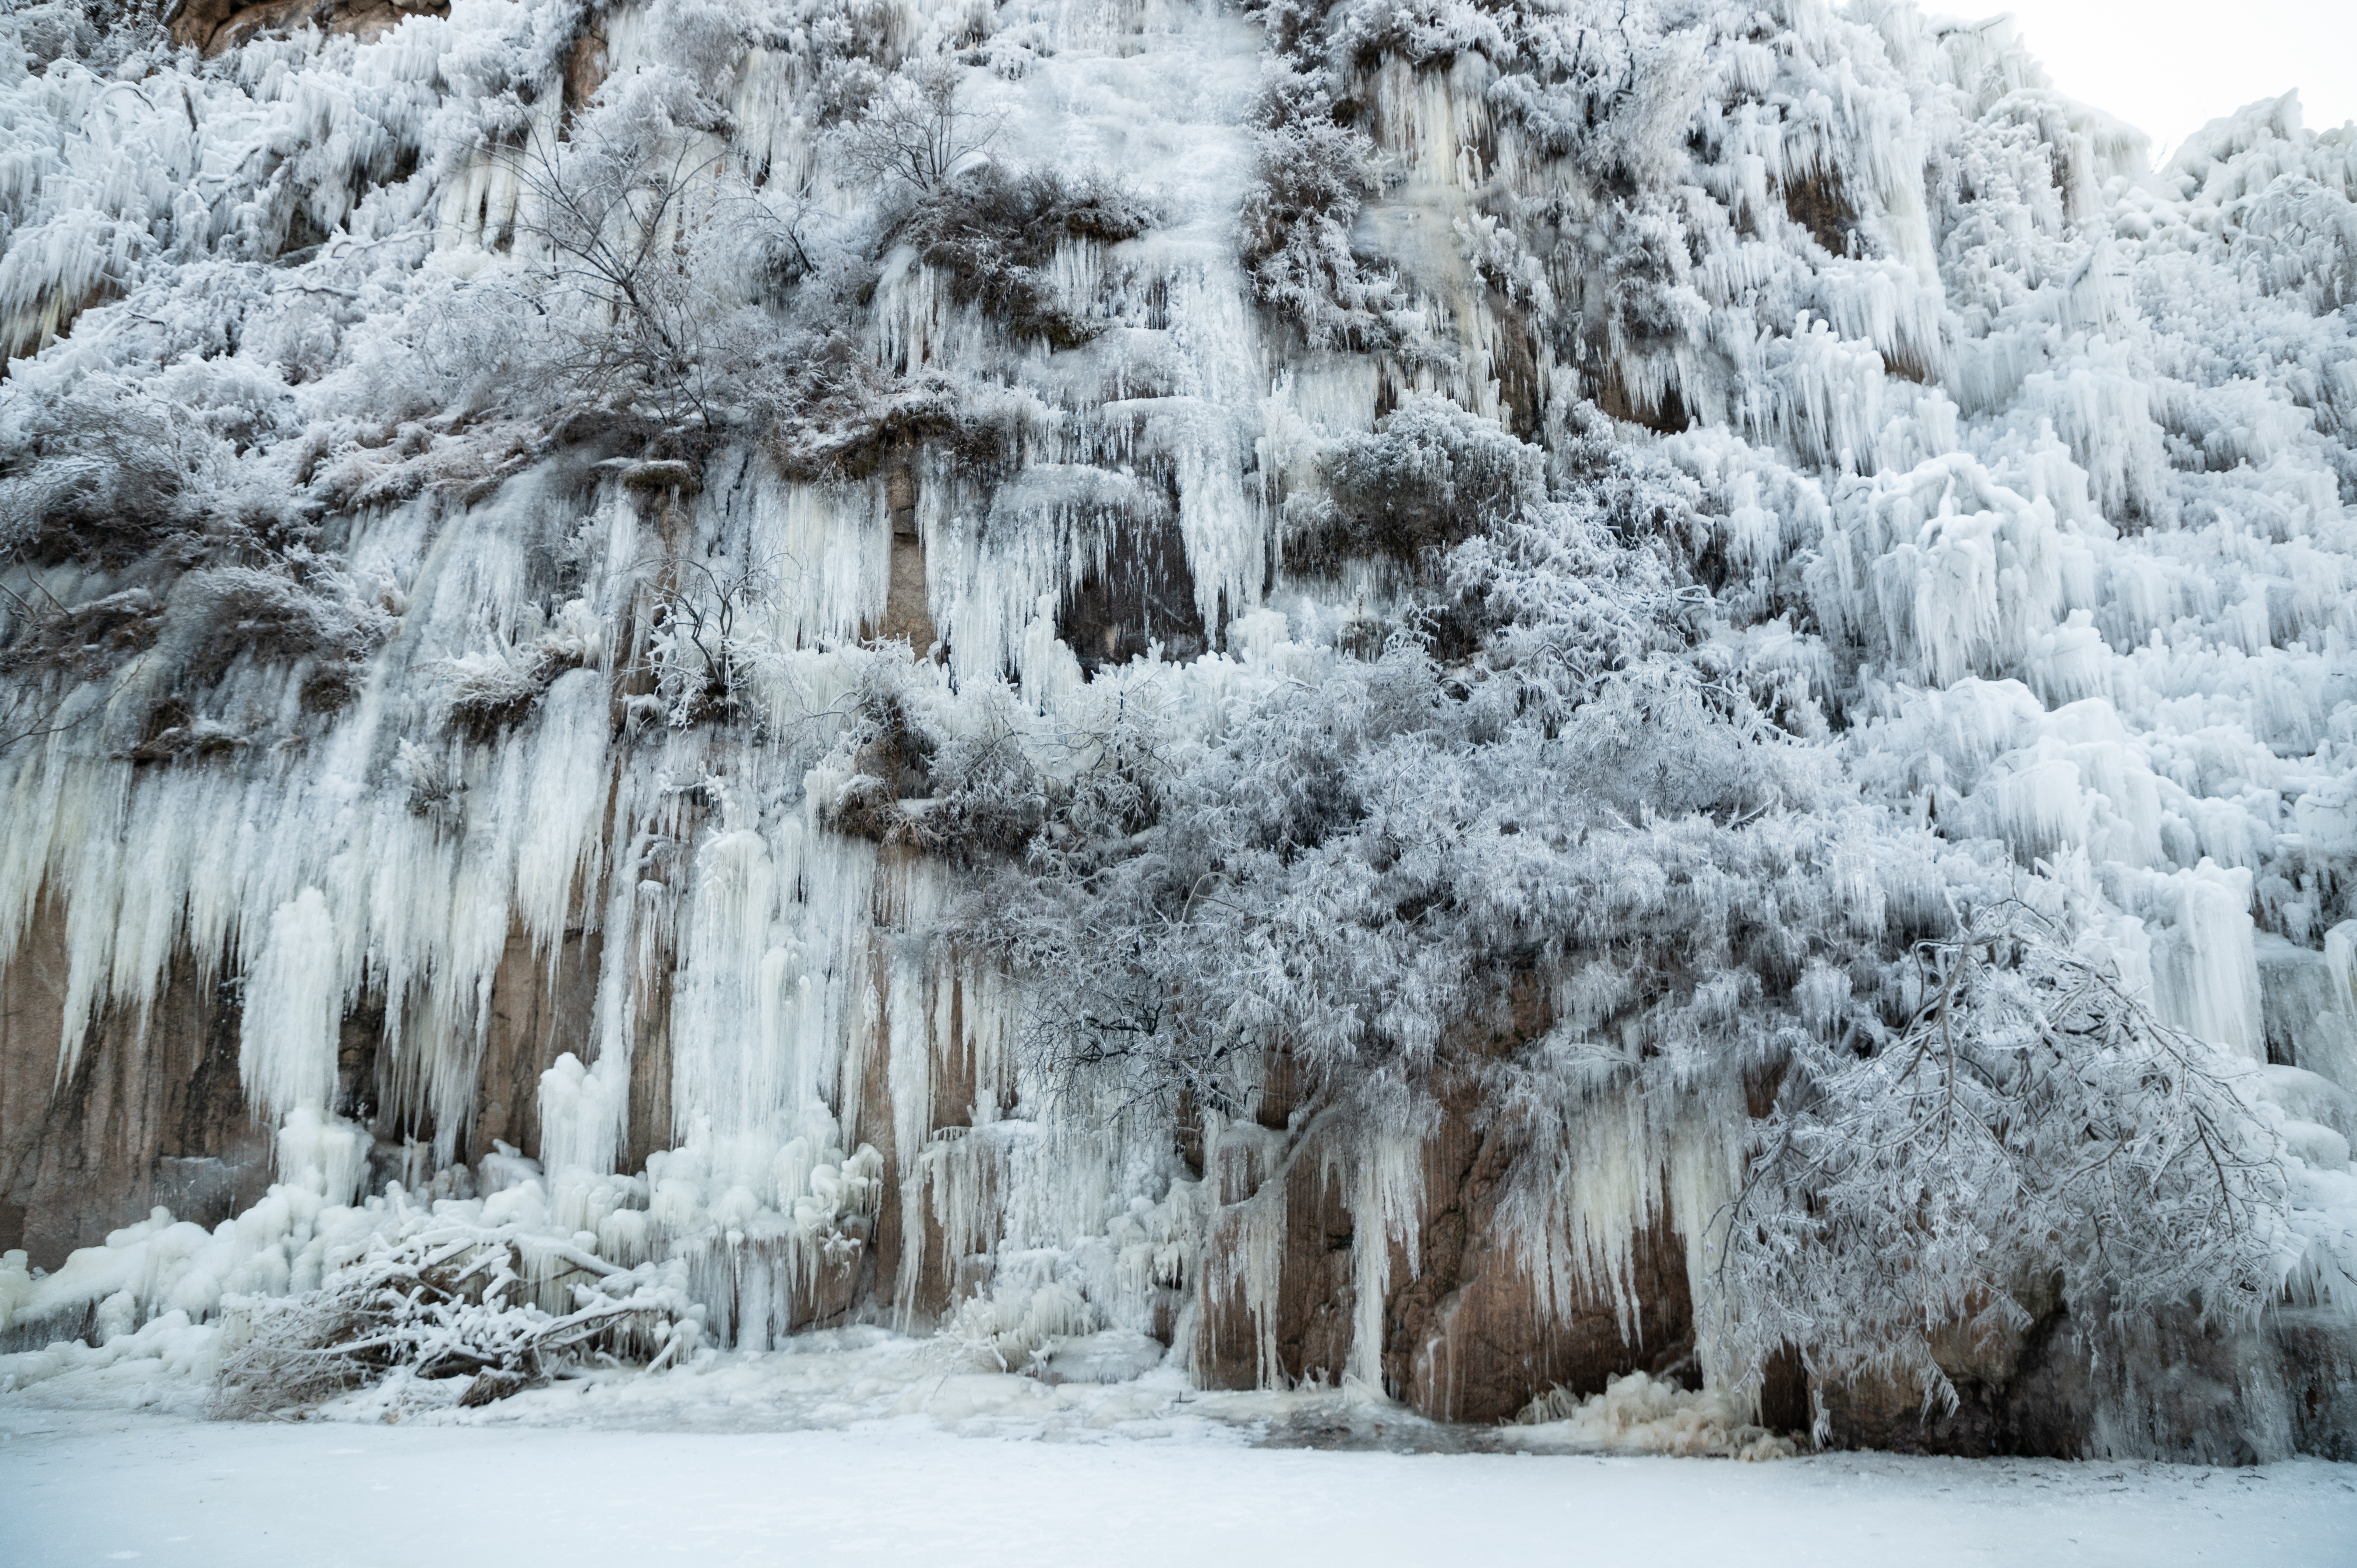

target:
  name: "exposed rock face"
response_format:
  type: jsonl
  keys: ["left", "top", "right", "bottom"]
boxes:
{"left": 873, "top": 459, "right": 940, "bottom": 654}
{"left": 1386, "top": 1151, "right": 1695, "bottom": 1425}
{"left": 168, "top": 0, "right": 448, "bottom": 57}
{"left": 0, "top": 912, "right": 267, "bottom": 1270}
{"left": 471, "top": 922, "right": 603, "bottom": 1168}
{"left": 1820, "top": 1307, "right": 2357, "bottom": 1465}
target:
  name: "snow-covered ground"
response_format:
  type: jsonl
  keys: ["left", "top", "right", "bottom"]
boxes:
{"left": 9, "top": 1329, "right": 2352, "bottom": 1563}
{"left": 4, "top": 1334, "right": 2353, "bottom": 1567}
{"left": 3, "top": 1403, "right": 2352, "bottom": 1568}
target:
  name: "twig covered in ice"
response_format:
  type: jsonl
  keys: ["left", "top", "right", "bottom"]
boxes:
{"left": 207, "top": 1221, "right": 701, "bottom": 1418}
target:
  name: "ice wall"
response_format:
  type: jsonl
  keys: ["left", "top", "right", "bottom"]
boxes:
{"left": 1, "top": 0, "right": 2353, "bottom": 1453}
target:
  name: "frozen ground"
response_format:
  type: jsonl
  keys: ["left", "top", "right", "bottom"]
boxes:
{"left": 5, "top": 1330, "right": 2355, "bottom": 1564}
{"left": 3, "top": 1402, "right": 2353, "bottom": 1568}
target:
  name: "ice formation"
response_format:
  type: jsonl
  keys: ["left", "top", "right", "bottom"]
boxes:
{"left": 0, "top": 0, "right": 2353, "bottom": 1458}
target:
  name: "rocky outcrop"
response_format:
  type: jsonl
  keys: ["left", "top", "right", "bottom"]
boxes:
{"left": 168, "top": 0, "right": 447, "bottom": 57}
{"left": 0, "top": 906, "right": 266, "bottom": 1269}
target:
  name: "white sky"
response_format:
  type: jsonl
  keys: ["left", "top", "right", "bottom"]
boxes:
{"left": 1981, "top": 0, "right": 2357, "bottom": 163}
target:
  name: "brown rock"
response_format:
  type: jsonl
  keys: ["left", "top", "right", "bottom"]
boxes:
{"left": 1, "top": 901, "right": 267, "bottom": 1271}
{"left": 171, "top": 0, "right": 449, "bottom": 57}
{"left": 468, "top": 920, "right": 603, "bottom": 1167}
{"left": 871, "top": 457, "right": 939, "bottom": 655}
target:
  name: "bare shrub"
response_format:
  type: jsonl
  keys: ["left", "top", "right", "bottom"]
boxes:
{"left": 208, "top": 1225, "right": 700, "bottom": 1420}
{"left": 640, "top": 554, "right": 766, "bottom": 727}
{"left": 498, "top": 120, "right": 736, "bottom": 433}
{"left": 839, "top": 59, "right": 995, "bottom": 195}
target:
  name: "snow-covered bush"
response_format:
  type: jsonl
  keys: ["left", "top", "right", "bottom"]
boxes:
{"left": 1516, "top": 1370, "right": 1796, "bottom": 1460}
{"left": 1239, "top": 69, "right": 1405, "bottom": 349}
{"left": 0, "top": 385, "right": 222, "bottom": 569}
{"left": 209, "top": 1223, "right": 701, "bottom": 1418}
{"left": 896, "top": 166, "right": 1156, "bottom": 349}
{"left": 1720, "top": 910, "right": 2290, "bottom": 1410}
{"left": 825, "top": 671, "right": 1047, "bottom": 863}
{"left": 1294, "top": 393, "right": 1545, "bottom": 571}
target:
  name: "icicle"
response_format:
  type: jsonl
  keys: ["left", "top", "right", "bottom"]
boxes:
{"left": 240, "top": 889, "right": 342, "bottom": 1125}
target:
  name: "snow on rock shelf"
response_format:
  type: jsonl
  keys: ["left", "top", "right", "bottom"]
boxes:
{"left": 1, "top": 0, "right": 2353, "bottom": 1460}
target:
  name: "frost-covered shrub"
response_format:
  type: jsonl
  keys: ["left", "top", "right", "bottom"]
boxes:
{"left": 898, "top": 166, "right": 1156, "bottom": 349}
{"left": 0, "top": 354, "right": 396, "bottom": 717}
{"left": 931, "top": 1272, "right": 1097, "bottom": 1375}
{"left": 1239, "top": 70, "right": 1404, "bottom": 349}
{"left": 0, "top": 587, "right": 164, "bottom": 681}
{"left": 755, "top": 335, "right": 963, "bottom": 480}
{"left": 182, "top": 565, "right": 393, "bottom": 680}
{"left": 7, "top": 2, "right": 116, "bottom": 71}
{"left": 827, "top": 677, "right": 1048, "bottom": 864}
{"left": 1516, "top": 1370, "right": 1796, "bottom": 1460}
{"left": 209, "top": 1224, "right": 700, "bottom": 1418}
{"left": 1442, "top": 408, "right": 1702, "bottom": 683}
{"left": 500, "top": 114, "right": 771, "bottom": 434}
{"left": 640, "top": 557, "right": 765, "bottom": 727}
{"left": 920, "top": 728, "right": 1051, "bottom": 865}
{"left": 826, "top": 680, "right": 941, "bottom": 842}
{"left": 439, "top": 650, "right": 565, "bottom": 739}
{"left": 1295, "top": 394, "right": 1544, "bottom": 570}
{"left": 0, "top": 526, "right": 387, "bottom": 729}
{"left": 1720, "top": 912, "right": 2290, "bottom": 1411}
{"left": 433, "top": 598, "right": 601, "bottom": 740}
{"left": 0, "top": 385, "right": 217, "bottom": 569}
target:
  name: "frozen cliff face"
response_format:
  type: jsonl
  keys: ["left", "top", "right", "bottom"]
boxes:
{"left": 1, "top": 0, "right": 2354, "bottom": 1457}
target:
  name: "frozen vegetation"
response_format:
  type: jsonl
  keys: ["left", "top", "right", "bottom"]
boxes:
{"left": 0, "top": 0, "right": 2354, "bottom": 1463}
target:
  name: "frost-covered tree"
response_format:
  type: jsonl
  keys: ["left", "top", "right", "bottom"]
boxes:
{"left": 1720, "top": 911, "right": 2290, "bottom": 1411}
{"left": 838, "top": 58, "right": 992, "bottom": 195}
{"left": 976, "top": 413, "right": 1924, "bottom": 1124}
